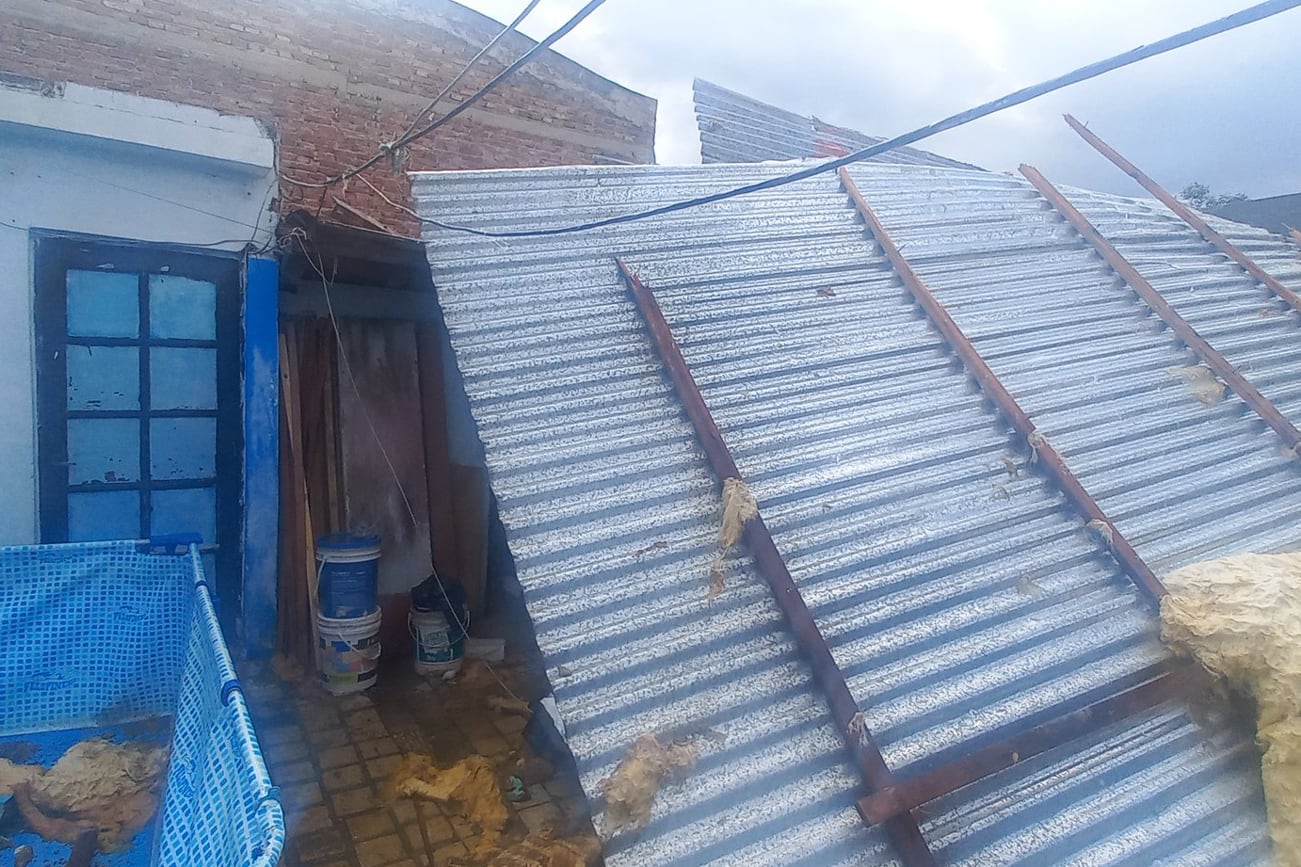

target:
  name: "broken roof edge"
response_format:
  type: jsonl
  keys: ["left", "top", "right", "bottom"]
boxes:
{"left": 692, "top": 78, "right": 981, "bottom": 171}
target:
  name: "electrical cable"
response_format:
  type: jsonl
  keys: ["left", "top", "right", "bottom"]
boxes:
{"left": 408, "top": 0, "right": 1301, "bottom": 238}
{"left": 295, "top": 234, "right": 525, "bottom": 704}
{"left": 281, "top": 0, "right": 609, "bottom": 190}
{"left": 391, "top": 0, "right": 607, "bottom": 150}
{"left": 396, "top": 0, "right": 545, "bottom": 145}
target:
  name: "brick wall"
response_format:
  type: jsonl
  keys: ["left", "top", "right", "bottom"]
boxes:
{"left": 0, "top": 0, "right": 657, "bottom": 235}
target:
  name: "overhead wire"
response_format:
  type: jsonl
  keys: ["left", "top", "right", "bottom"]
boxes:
{"left": 280, "top": 0, "right": 602, "bottom": 190}
{"left": 407, "top": 0, "right": 1301, "bottom": 238}
{"left": 395, "top": 0, "right": 545, "bottom": 144}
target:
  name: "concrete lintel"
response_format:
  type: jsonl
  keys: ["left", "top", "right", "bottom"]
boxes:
{"left": 0, "top": 79, "right": 275, "bottom": 172}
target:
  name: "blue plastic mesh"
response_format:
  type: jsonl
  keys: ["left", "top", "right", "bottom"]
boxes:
{"left": 0, "top": 540, "right": 191, "bottom": 734}
{"left": 0, "top": 541, "right": 284, "bottom": 866}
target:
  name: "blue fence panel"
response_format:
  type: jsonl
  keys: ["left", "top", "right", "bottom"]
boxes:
{"left": 0, "top": 540, "right": 190, "bottom": 734}
{"left": 0, "top": 541, "right": 284, "bottom": 866}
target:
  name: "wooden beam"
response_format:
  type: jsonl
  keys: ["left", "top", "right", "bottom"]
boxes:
{"left": 616, "top": 259, "right": 936, "bottom": 867}
{"left": 417, "top": 322, "right": 460, "bottom": 579}
{"left": 1064, "top": 114, "right": 1301, "bottom": 313}
{"left": 1020, "top": 163, "right": 1301, "bottom": 454}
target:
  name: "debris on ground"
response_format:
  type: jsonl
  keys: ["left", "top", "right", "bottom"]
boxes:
{"left": 482, "top": 827, "right": 601, "bottom": 867}
{"left": 0, "top": 759, "right": 41, "bottom": 796}
{"left": 456, "top": 659, "right": 520, "bottom": 694}
{"left": 1161, "top": 552, "right": 1301, "bottom": 866}
{"left": 599, "top": 734, "right": 698, "bottom": 834}
{"left": 487, "top": 696, "right": 532, "bottom": 717}
{"left": 12, "top": 844, "right": 33, "bottom": 867}
{"left": 390, "top": 754, "right": 509, "bottom": 850}
{"left": 19, "top": 738, "right": 168, "bottom": 852}
{"left": 1166, "top": 366, "right": 1225, "bottom": 406}
{"left": 271, "top": 653, "right": 307, "bottom": 683}
{"left": 709, "top": 477, "right": 757, "bottom": 598}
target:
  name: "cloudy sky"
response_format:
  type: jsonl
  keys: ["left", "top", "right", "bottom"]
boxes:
{"left": 457, "top": 0, "right": 1300, "bottom": 199}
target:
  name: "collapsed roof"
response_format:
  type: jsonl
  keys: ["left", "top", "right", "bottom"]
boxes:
{"left": 411, "top": 158, "right": 1301, "bottom": 865}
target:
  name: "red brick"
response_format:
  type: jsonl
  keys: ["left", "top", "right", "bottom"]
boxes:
{"left": 1, "top": 0, "right": 655, "bottom": 234}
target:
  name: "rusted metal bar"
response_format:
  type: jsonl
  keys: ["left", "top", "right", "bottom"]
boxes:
{"left": 857, "top": 664, "right": 1210, "bottom": 825}
{"left": 1020, "top": 163, "right": 1301, "bottom": 454}
{"left": 615, "top": 259, "right": 937, "bottom": 867}
{"left": 838, "top": 167, "right": 1169, "bottom": 605}
{"left": 1064, "top": 114, "right": 1301, "bottom": 313}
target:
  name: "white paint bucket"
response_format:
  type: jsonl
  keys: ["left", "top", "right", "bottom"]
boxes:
{"left": 317, "top": 608, "right": 382, "bottom": 694}
{"left": 409, "top": 608, "right": 466, "bottom": 676}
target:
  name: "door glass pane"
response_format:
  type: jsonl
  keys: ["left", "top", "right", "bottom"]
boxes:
{"left": 150, "top": 418, "right": 216, "bottom": 480}
{"left": 68, "top": 489, "right": 140, "bottom": 541}
{"left": 150, "top": 487, "right": 217, "bottom": 544}
{"left": 150, "top": 275, "right": 216, "bottom": 340}
{"left": 67, "top": 418, "right": 139, "bottom": 485}
{"left": 66, "top": 345, "right": 139, "bottom": 411}
{"left": 150, "top": 348, "right": 217, "bottom": 409}
{"left": 67, "top": 270, "right": 138, "bottom": 338}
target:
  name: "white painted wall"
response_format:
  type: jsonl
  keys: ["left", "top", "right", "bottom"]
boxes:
{"left": 0, "top": 78, "right": 277, "bottom": 544}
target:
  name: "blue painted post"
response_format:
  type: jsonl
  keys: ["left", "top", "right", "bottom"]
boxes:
{"left": 242, "top": 256, "right": 279, "bottom": 657}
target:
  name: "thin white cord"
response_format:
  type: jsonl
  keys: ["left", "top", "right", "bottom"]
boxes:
{"left": 296, "top": 237, "right": 524, "bottom": 704}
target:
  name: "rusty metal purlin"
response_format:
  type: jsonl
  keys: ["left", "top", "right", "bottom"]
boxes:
{"left": 837, "top": 167, "right": 1169, "bottom": 605}
{"left": 1020, "top": 164, "right": 1301, "bottom": 454}
{"left": 857, "top": 664, "right": 1211, "bottom": 826}
{"left": 1064, "top": 114, "right": 1301, "bottom": 313}
{"left": 615, "top": 259, "right": 937, "bottom": 867}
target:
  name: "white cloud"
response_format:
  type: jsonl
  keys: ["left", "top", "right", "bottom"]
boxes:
{"left": 458, "top": 0, "right": 1301, "bottom": 197}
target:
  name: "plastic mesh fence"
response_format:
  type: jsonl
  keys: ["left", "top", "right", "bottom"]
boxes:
{"left": 0, "top": 540, "right": 191, "bottom": 734}
{"left": 0, "top": 540, "right": 284, "bottom": 866}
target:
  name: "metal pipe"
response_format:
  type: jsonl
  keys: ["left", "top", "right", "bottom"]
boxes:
{"left": 857, "top": 664, "right": 1209, "bottom": 825}
{"left": 838, "top": 167, "right": 1169, "bottom": 605}
{"left": 1020, "top": 163, "right": 1301, "bottom": 454}
{"left": 615, "top": 258, "right": 937, "bottom": 867}
{"left": 1063, "top": 114, "right": 1301, "bottom": 313}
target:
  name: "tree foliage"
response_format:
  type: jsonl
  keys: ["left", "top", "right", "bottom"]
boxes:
{"left": 1180, "top": 182, "right": 1248, "bottom": 212}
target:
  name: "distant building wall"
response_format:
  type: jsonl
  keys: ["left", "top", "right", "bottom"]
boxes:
{"left": 1216, "top": 193, "right": 1301, "bottom": 236}
{"left": 0, "top": 0, "right": 658, "bottom": 235}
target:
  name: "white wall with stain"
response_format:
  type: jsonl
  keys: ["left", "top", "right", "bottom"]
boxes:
{"left": 0, "top": 76, "right": 276, "bottom": 543}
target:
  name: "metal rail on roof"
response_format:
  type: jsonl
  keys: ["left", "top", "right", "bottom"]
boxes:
{"left": 837, "top": 167, "right": 1169, "bottom": 606}
{"left": 835, "top": 167, "right": 1215, "bottom": 826}
{"left": 1020, "top": 164, "right": 1301, "bottom": 454}
{"left": 615, "top": 258, "right": 938, "bottom": 867}
{"left": 856, "top": 662, "right": 1209, "bottom": 825}
{"left": 1063, "top": 114, "right": 1301, "bottom": 313}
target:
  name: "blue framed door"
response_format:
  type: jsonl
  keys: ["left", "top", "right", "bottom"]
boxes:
{"left": 35, "top": 239, "right": 241, "bottom": 601}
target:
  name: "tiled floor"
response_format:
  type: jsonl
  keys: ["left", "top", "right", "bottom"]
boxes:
{"left": 241, "top": 652, "right": 596, "bottom": 866}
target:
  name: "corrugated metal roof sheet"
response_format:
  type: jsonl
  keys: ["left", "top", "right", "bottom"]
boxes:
{"left": 693, "top": 79, "right": 979, "bottom": 170}
{"left": 411, "top": 160, "right": 1301, "bottom": 865}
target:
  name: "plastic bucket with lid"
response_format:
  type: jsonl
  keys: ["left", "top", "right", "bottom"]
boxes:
{"left": 317, "top": 608, "right": 382, "bottom": 694}
{"left": 410, "top": 608, "right": 467, "bottom": 675}
{"left": 316, "top": 533, "right": 381, "bottom": 618}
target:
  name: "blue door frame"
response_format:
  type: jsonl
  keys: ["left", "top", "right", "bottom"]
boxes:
{"left": 34, "top": 238, "right": 279, "bottom": 656}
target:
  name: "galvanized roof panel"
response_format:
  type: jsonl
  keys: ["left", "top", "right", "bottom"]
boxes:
{"left": 693, "top": 79, "right": 979, "bottom": 170}
{"left": 412, "top": 161, "right": 1291, "bottom": 865}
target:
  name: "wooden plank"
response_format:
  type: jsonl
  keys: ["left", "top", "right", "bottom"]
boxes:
{"left": 416, "top": 321, "right": 461, "bottom": 579}
{"left": 277, "top": 327, "right": 314, "bottom": 666}
{"left": 450, "top": 463, "right": 489, "bottom": 616}
{"left": 336, "top": 318, "right": 433, "bottom": 597}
